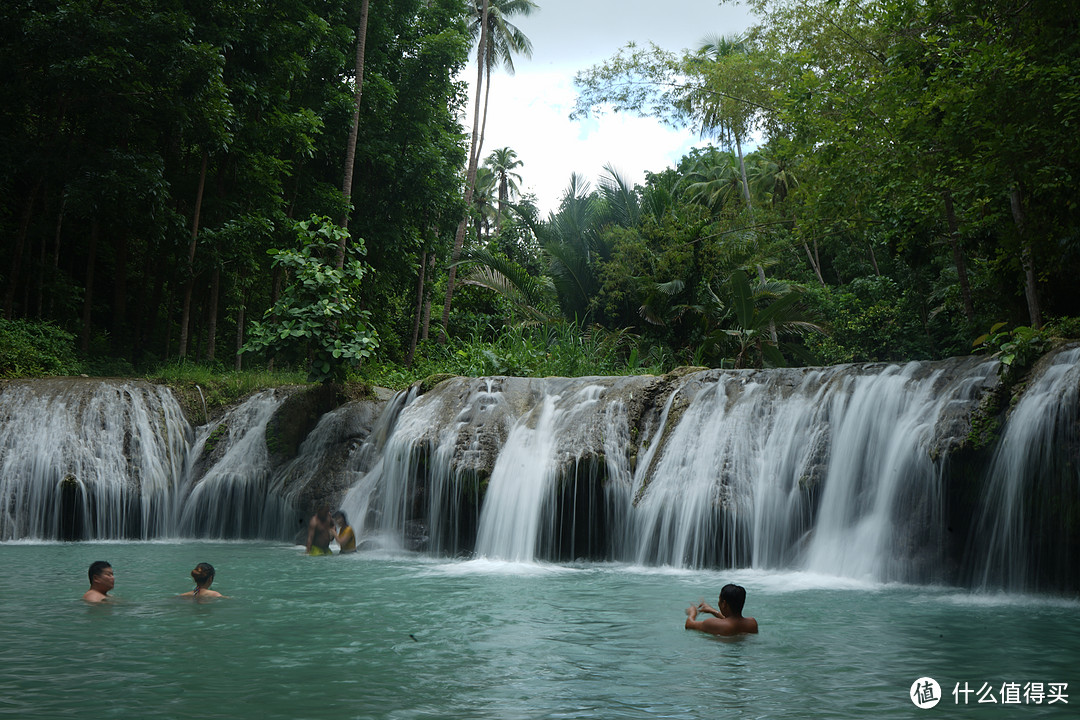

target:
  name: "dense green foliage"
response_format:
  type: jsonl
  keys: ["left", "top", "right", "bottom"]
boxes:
{"left": 566, "top": 0, "right": 1080, "bottom": 365}
{"left": 0, "top": 318, "right": 82, "bottom": 377}
{"left": 1, "top": 0, "right": 470, "bottom": 372}
{"left": 242, "top": 216, "right": 378, "bottom": 383}
{"left": 2, "top": 0, "right": 1078, "bottom": 385}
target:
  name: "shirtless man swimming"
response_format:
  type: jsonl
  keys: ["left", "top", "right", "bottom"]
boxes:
{"left": 83, "top": 561, "right": 114, "bottom": 603}
{"left": 685, "top": 583, "right": 758, "bottom": 636}
{"left": 306, "top": 505, "right": 335, "bottom": 556}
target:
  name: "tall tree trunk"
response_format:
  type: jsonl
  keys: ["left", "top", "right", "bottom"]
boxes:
{"left": 407, "top": 250, "right": 427, "bottom": 367}
{"left": 111, "top": 231, "right": 129, "bottom": 353}
{"left": 942, "top": 189, "right": 975, "bottom": 322}
{"left": 422, "top": 252, "right": 435, "bottom": 341}
{"left": 439, "top": 0, "right": 490, "bottom": 343}
{"left": 206, "top": 266, "right": 220, "bottom": 362}
{"left": 47, "top": 191, "right": 65, "bottom": 318}
{"left": 803, "top": 241, "right": 825, "bottom": 287}
{"left": 1010, "top": 182, "right": 1042, "bottom": 329}
{"left": 163, "top": 288, "right": 173, "bottom": 359}
{"left": 337, "top": 0, "right": 371, "bottom": 268}
{"left": 268, "top": 266, "right": 283, "bottom": 371}
{"left": 131, "top": 241, "right": 152, "bottom": 364}
{"left": 4, "top": 178, "right": 42, "bottom": 319}
{"left": 235, "top": 290, "right": 247, "bottom": 371}
{"left": 735, "top": 134, "right": 752, "bottom": 211}
{"left": 178, "top": 151, "right": 208, "bottom": 358}
{"left": 80, "top": 220, "right": 99, "bottom": 354}
{"left": 37, "top": 189, "right": 64, "bottom": 317}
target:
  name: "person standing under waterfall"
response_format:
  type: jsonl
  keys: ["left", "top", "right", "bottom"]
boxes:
{"left": 332, "top": 510, "right": 356, "bottom": 554}
{"left": 306, "top": 505, "right": 335, "bottom": 556}
{"left": 685, "top": 583, "right": 758, "bottom": 636}
{"left": 82, "top": 561, "right": 114, "bottom": 603}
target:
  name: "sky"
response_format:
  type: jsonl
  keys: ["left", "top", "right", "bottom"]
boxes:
{"left": 462, "top": 0, "right": 756, "bottom": 214}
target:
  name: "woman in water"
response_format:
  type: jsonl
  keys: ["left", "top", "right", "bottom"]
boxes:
{"left": 179, "top": 562, "right": 225, "bottom": 599}
{"left": 333, "top": 511, "right": 356, "bottom": 554}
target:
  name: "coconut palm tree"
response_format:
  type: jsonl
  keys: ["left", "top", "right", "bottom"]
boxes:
{"left": 680, "top": 150, "right": 743, "bottom": 213}
{"left": 440, "top": 0, "right": 537, "bottom": 341}
{"left": 681, "top": 34, "right": 760, "bottom": 210}
{"left": 472, "top": 166, "right": 498, "bottom": 243}
{"left": 484, "top": 146, "right": 523, "bottom": 225}
{"left": 695, "top": 269, "right": 825, "bottom": 368}
{"left": 469, "top": 0, "right": 537, "bottom": 160}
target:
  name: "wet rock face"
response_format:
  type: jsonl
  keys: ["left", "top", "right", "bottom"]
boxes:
{"left": 265, "top": 384, "right": 343, "bottom": 462}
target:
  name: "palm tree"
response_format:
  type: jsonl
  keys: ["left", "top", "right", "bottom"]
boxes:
{"left": 440, "top": 0, "right": 536, "bottom": 341}
{"left": 695, "top": 269, "right": 825, "bottom": 369}
{"left": 472, "top": 166, "right": 498, "bottom": 242}
{"left": 469, "top": 0, "right": 537, "bottom": 161}
{"left": 597, "top": 163, "right": 640, "bottom": 228}
{"left": 681, "top": 34, "right": 760, "bottom": 210}
{"left": 484, "top": 146, "right": 523, "bottom": 226}
{"left": 680, "top": 150, "right": 743, "bottom": 213}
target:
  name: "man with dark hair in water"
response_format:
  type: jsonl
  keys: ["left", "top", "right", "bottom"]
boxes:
{"left": 306, "top": 505, "right": 335, "bottom": 556}
{"left": 685, "top": 583, "right": 758, "bottom": 636}
{"left": 83, "top": 561, "right": 114, "bottom": 603}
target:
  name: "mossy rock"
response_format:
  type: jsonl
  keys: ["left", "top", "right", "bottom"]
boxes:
{"left": 265, "top": 384, "right": 343, "bottom": 461}
{"left": 203, "top": 421, "right": 229, "bottom": 456}
{"left": 417, "top": 373, "right": 457, "bottom": 395}
{"left": 664, "top": 366, "right": 709, "bottom": 381}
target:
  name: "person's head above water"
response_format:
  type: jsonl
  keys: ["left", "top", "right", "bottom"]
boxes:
{"left": 191, "top": 562, "right": 215, "bottom": 588}
{"left": 83, "top": 560, "right": 114, "bottom": 602}
{"left": 88, "top": 560, "right": 112, "bottom": 587}
{"left": 333, "top": 510, "right": 348, "bottom": 525}
{"left": 720, "top": 583, "right": 747, "bottom": 616}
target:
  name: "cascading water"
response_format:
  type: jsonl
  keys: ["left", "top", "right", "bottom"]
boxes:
{"left": 970, "top": 347, "right": 1080, "bottom": 591}
{"left": 628, "top": 360, "right": 998, "bottom": 581}
{"left": 0, "top": 379, "right": 191, "bottom": 539}
{"left": 474, "top": 384, "right": 609, "bottom": 561}
{"left": 178, "top": 390, "right": 286, "bottom": 538}
{"left": 1, "top": 348, "right": 1078, "bottom": 591}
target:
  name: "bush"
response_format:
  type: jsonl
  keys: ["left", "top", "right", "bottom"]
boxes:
{"left": 0, "top": 319, "right": 82, "bottom": 377}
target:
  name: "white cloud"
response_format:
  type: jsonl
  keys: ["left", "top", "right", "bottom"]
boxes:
{"left": 458, "top": 0, "right": 755, "bottom": 215}
{"left": 470, "top": 71, "right": 707, "bottom": 214}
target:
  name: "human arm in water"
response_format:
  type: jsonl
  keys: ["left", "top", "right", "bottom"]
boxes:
{"left": 694, "top": 600, "right": 723, "bottom": 618}
{"left": 684, "top": 603, "right": 758, "bottom": 636}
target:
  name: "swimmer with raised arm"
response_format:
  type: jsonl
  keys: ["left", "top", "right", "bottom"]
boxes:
{"left": 685, "top": 583, "right": 758, "bottom": 636}
{"left": 178, "top": 562, "right": 225, "bottom": 599}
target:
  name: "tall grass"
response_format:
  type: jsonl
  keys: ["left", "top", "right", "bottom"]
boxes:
{"left": 145, "top": 361, "right": 308, "bottom": 420}
{"left": 353, "top": 321, "right": 675, "bottom": 390}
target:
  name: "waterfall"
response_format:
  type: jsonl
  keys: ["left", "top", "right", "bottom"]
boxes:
{"left": 1, "top": 348, "right": 1078, "bottom": 591}
{"left": 971, "top": 347, "right": 1080, "bottom": 591}
{"left": 178, "top": 390, "right": 285, "bottom": 538}
{"left": 0, "top": 379, "right": 191, "bottom": 539}
{"left": 627, "top": 360, "right": 997, "bottom": 581}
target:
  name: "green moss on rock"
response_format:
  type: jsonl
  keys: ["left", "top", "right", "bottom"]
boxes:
{"left": 418, "top": 373, "right": 457, "bottom": 395}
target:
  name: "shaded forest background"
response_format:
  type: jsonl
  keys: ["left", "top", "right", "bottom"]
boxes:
{"left": 2, "top": 0, "right": 1078, "bottom": 388}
